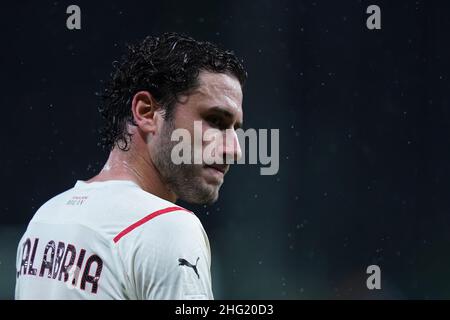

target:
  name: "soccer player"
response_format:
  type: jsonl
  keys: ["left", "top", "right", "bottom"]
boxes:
{"left": 15, "top": 32, "right": 246, "bottom": 299}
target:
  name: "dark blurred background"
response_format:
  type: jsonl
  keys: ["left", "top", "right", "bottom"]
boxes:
{"left": 1, "top": 0, "right": 450, "bottom": 299}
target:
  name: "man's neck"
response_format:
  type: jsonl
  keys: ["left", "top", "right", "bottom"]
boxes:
{"left": 86, "top": 146, "right": 177, "bottom": 203}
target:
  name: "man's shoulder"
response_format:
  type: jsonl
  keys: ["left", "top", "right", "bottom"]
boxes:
{"left": 29, "top": 180, "right": 201, "bottom": 244}
{"left": 114, "top": 204, "right": 210, "bottom": 276}
{"left": 112, "top": 202, "right": 202, "bottom": 245}
{"left": 78, "top": 181, "right": 205, "bottom": 245}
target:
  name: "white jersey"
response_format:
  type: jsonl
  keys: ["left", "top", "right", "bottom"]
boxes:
{"left": 15, "top": 180, "right": 213, "bottom": 300}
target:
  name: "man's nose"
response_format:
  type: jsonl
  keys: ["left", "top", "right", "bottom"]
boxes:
{"left": 221, "top": 129, "right": 242, "bottom": 163}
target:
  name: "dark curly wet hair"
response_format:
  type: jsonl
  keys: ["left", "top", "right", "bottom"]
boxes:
{"left": 98, "top": 32, "right": 247, "bottom": 151}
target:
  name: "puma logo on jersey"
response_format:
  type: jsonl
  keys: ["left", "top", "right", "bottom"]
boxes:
{"left": 178, "top": 257, "right": 200, "bottom": 279}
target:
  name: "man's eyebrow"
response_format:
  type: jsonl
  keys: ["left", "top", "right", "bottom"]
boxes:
{"left": 208, "top": 106, "right": 234, "bottom": 118}
{"left": 207, "top": 106, "right": 243, "bottom": 129}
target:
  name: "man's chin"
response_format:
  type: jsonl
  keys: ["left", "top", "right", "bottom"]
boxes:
{"left": 179, "top": 182, "right": 221, "bottom": 205}
{"left": 193, "top": 189, "right": 219, "bottom": 205}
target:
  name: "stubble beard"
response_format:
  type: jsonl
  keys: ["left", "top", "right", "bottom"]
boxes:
{"left": 151, "top": 119, "right": 221, "bottom": 205}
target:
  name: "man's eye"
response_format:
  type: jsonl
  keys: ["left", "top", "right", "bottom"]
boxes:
{"left": 207, "top": 116, "right": 222, "bottom": 128}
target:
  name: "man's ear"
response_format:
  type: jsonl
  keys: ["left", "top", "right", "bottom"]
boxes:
{"left": 131, "top": 91, "right": 159, "bottom": 134}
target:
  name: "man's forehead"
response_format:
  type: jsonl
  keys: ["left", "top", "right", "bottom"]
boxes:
{"left": 195, "top": 71, "right": 243, "bottom": 109}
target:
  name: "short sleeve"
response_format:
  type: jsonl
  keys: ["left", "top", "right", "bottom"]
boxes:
{"left": 117, "top": 210, "right": 213, "bottom": 300}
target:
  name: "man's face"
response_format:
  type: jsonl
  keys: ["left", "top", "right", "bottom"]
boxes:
{"left": 151, "top": 70, "right": 243, "bottom": 204}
